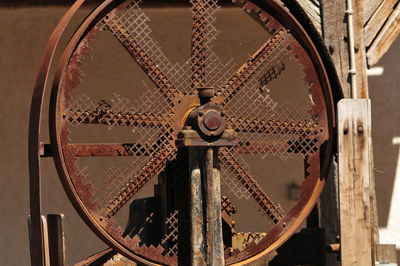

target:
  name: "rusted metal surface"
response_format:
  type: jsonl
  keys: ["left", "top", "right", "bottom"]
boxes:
{"left": 216, "top": 29, "right": 291, "bottom": 106}
{"left": 188, "top": 149, "right": 206, "bottom": 265}
{"left": 47, "top": 214, "right": 66, "bottom": 266}
{"left": 204, "top": 148, "right": 225, "bottom": 265}
{"left": 178, "top": 95, "right": 234, "bottom": 265}
{"left": 28, "top": 0, "right": 86, "bottom": 265}
{"left": 35, "top": 0, "right": 336, "bottom": 264}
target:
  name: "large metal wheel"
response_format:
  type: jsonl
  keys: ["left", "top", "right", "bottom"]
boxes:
{"left": 47, "top": 0, "right": 335, "bottom": 264}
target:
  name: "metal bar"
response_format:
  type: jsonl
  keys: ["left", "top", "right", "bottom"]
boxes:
{"left": 68, "top": 143, "right": 155, "bottom": 157}
{"left": 47, "top": 214, "right": 65, "bottom": 266}
{"left": 220, "top": 149, "right": 284, "bottom": 223}
{"left": 74, "top": 248, "right": 116, "bottom": 266}
{"left": 188, "top": 148, "right": 206, "bottom": 265}
{"left": 232, "top": 140, "right": 289, "bottom": 155}
{"left": 191, "top": 0, "right": 207, "bottom": 88}
{"left": 28, "top": 215, "right": 51, "bottom": 266}
{"left": 217, "top": 29, "right": 290, "bottom": 105}
{"left": 228, "top": 117, "right": 319, "bottom": 135}
{"left": 105, "top": 147, "right": 176, "bottom": 218}
{"left": 65, "top": 109, "right": 165, "bottom": 128}
{"left": 105, "top": 15, "right": 178, "bottom": 104}
{"left": 204, "top": 148, "right": 225, "bottom": 265}
{"left": 29, "top": 1, "right": 85, "bottom": 265}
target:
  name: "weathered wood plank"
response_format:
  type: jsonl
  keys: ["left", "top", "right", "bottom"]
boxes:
{"left": 320, "top": 2, "right": 350, "bottom": 265}
{"left": 369, "top": 126, "right": 379, "bottom": 264}
{"left": 296, "top": 0, "right": 322, "bottom": 34}
{"left": 353, "top": 0, "right": 370, "bottom": 98}
{"left": 363, "top": 0, "right": 385, "bottom": 25}
{"left": 367, "top": 4, "right": 400, "bottom": 66}
{"left": 320, "top": 0, "right": 351, "bottom": 97}
{"left": 364, "top": 0, "right": 399, "bottom": 47}
{"left": 338, "top": 99, "right": 373, "bottom": 266}
{"left": 353, "top": 1, "right": 381, "bottom": 259}
{"left": 376, "top": 244, "right": 397, "bottom": 264}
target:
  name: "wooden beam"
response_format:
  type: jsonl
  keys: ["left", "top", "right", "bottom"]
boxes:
{"left": 367, "top": 3, "right": 400, "bottom": 66}
{"left": 353, "top": 0, "right": 369, "bottom": 98}
{"left": 364, "top": 0, "right": 398, "bottom": 47}
{"left": 363, "top": 0, "right": 385, "bottom": 25}
{"left": 296, "top": 0, "right": 322, "bottom": 34}
{"left": 338, "top": 99, "right": 373, "bottom": 266}
{"left": 320, "top": 0, "right": 351, "bottom": 97}
{"left": 376, "top": 244, "right": 398, "bottom": 264}
{"left": 319, "top": 2, "right": 350, "bottom": 265}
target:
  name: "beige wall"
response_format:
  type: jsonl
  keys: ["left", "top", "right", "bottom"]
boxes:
{"left": 0, "top": 6, "right": 398, "bottom": 265}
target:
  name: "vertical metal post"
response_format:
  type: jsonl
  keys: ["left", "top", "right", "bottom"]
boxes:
{"left": 204, "top": 148, "right": 225, "bottom": 265}
{"left": 189, "top": 148, "right": 206, "bottom": 265}
{"left": 47, "top": 214, "right": 66, "bottom": 266}
{"left": 189, "top": 147, "right": 225, "bottom": 265}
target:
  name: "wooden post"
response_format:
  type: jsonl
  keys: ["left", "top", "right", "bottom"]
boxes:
{"left": 376, "top": 244, "right": 398, "bottom": 264}
{"left": 338, "top": 99, "right": 373, "bottom": 266}
{"left": 320, "top": 0, "right": 351, "bottom": 97}
{"left": 353, "top": 0, "right": 370, "bottom": 99}
{"left": 320, "top": 2, "right": 350, "bottom": 265}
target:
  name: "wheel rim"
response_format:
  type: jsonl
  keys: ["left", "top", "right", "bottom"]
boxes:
{"left": 50, "top": 0, "right": 335, "bottom": 264}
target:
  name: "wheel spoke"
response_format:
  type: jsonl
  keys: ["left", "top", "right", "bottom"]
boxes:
{"left": 64, "top": 109, "right": 167, "bottom": 128}
{"left": 104, "top": 8, "right": 179, "bottom": 104}
{"left": 232, "top": 139, "right": 319, "bottom": 155}
{"left": 191, "top": 0, "right": 208, "bottom": 87}
{"left": 190, "top": 0, "right": 222, "bottom": 89}
{"left": 219, "top": 149, "right": 284, "bottom": 224}
{"left": 68, "top": 143, "right": 158, "bottom": 157}
{"left": 232, "top": 140, "right": 289, "bottom": 155}
{"left": 228, "top": 117, "right": 320, "bottom": 136}
{"left": 105, "top": 146, "right": 177, "bottom": 219}
{"left": 217, "top": 29, "right": 290, "bottom": 105}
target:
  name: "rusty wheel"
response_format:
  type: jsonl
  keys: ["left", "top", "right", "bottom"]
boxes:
{"left": 49, "top": 0, "right": 335, "bottom": 264}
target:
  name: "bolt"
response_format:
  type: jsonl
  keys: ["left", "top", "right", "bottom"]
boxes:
{"left": 198, "top": 87, "right": 215, "bottom": 98}
{"left": 203, "top": 110, "right": 222, "bottom": 131}
{"left": 357, "top": 126, "right": 364, "bottom": 133}
{"left": 198, "top": 87, "right": 215, "bottom": 104}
